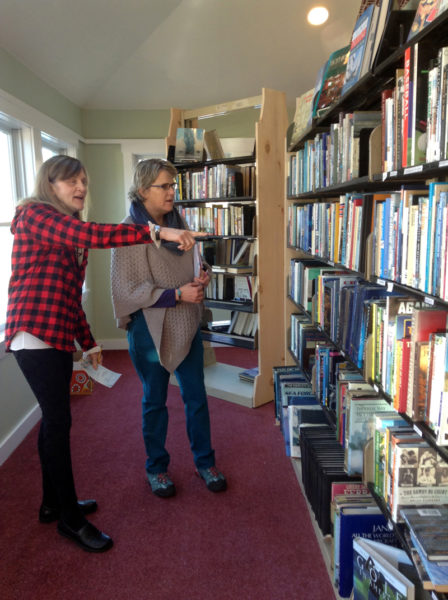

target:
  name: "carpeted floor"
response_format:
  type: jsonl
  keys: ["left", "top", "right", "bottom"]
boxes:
{"left": 0, "top": 348, "right": 334, "bottom": 600}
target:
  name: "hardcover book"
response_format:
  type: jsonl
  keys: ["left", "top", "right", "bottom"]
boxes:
{"left": 400, "top": 506, "right": 448, "bottom": 560}
{"left": 337, "top": 505, "right": 398, "bottom": 597}
{"left": 353, "top": 537, "right": 416, "bottom": 600}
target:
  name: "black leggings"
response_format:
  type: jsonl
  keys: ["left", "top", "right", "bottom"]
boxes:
{"left": 14, "top": 348, "right": 86, "bottom": 528}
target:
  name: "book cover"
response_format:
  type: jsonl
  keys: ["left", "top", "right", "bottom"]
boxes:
{"left": 289, "top": 87, "right": 314, "bottom": 150}
{"left": 338, "top": 506, "right": 398, "bottom": 597}
{"left": 407, "top": 0, "right": 440, "bottom": 41}
{"left": 400, "top": 506, "right": 448, "bottom": 560}
{"left": 353, "top": 537, "right": 416, "bottom": 600}
{"left": 345, "top": 395, "right": 390, "bottom": 476}
{"left": 391, "top": 441, "right": 448, "bottom": 521}
{"left": 174, "top": 127, "right": 205, "bottom": 162}
{"left": 315, "top": 45, "right": 350, "bottom": 119}
{"left": 342, "top": 4, "right": 376, "bottom": 96}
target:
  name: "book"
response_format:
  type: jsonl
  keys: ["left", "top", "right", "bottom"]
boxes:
{"left": 405, "top": 528, "right": 448, "bottom": 592}
{"left": 204, "top": 130, "right": 224, "bottom": 160}
{"left": 353, "top": 537, "right": 416, "bottom": 600}
{"left": 174, "top": 127, "right": 205, "bottom": 162}
{"left": 288, "top": 87, "right": 314, "bottom": 150}
{"left": 390, "top": 441, "right": 448, "bottom": 521}
{"left": 314, "top": 45, "right": 350, "bottom": 119}
{"left": 337, "top": 505, "right": 398, "bottom": 597}
{"left": 400, "top": 506, "right": 448, "bottom": 560}
{"left": 344, "top": 394, "right": 390, "bottom": 476}
{"left": 406, "top": 306, "right": 448, "bottom": 420}
{"left": 238, "top": 367, "right": 258, "bottom": 382}
{"left": 342, "top": 4, "right": 376, "bottom": 96}
{"left": 407, "top": 0, "right": 440, "bottom": 41}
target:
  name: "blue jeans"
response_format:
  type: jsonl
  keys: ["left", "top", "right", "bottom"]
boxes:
{"left": 127, "top": 310, "right": 215, "bottom": 474}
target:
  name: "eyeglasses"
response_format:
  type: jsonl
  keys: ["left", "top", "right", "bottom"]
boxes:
{"left": 149, "top": 183, "right": 177, "bottom": 191}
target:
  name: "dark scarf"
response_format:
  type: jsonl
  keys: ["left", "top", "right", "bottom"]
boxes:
{"left": 129, "top": 198, "right": 185, "bottom": 255}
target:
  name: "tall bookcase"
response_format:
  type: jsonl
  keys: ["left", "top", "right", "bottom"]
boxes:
{"left": 283, "top": 8, "right": 448, "bottom": 599}
{"left": 166, "top": 88, "right": 288, "bottom": 407}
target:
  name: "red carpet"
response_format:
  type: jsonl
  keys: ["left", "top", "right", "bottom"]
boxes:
{"left": 0, "top": 349, "right": 334, "bottom": 600}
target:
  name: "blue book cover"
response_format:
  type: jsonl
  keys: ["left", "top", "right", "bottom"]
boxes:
{"left": 338, "top": 507, "right": 398, "bottom": 598}
{"left": 433, "top": 191, "right": 447, "bottom": 296}
{"left": 342, "top": 4, "right": 375, "bottom": 97}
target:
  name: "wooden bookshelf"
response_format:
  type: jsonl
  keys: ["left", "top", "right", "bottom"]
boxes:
{"left": 166, "top": 88, "right": 288, "bottom": 407}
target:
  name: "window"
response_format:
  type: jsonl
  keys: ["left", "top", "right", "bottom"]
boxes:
{"left": 41, "top": 131, "right": 67, "bottom": 161}
{"left": 0, "top": 116, "right": 31, "bottom": 347}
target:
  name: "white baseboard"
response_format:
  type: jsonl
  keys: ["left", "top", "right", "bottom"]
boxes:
{"left": 0, "top": 403, "right": 41, "bottom": 466}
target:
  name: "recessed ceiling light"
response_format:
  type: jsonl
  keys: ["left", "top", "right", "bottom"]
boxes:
{"left": 307, "top": 6, "right": 329, "bottom": 26}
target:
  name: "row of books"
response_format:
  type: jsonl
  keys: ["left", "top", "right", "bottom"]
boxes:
{"left": 199, "top": 238, "right": 255, "bottom": 268}
{"left": 371, "top": 413, "right": 448, "bottom": 520}
{"left": 205, "top": 273, "right": 256, "bottom": 302}
{"left": 177, "top": 203, "right": 255, "bottom": 236}
{"left": 287, "top": 182, "right": 448, "bottom": 302}
{"left": 287, "top": 193, "right": 371, "bottom": 273}
{"left": 371, "top": 182, "right": 448, "bottom": 299}
{"left": 175, "top": 164, "right": 255, "bottom": 200}
{"left": 288, "top": 0, "right": 448, "bottom": 153}
{"left": 368, "top": 300, "right": 448, "bottom": 445}
{"left": 287, "top": 111, "right": 381, "bottom": 193}
{"left": 289, "top": 257, "right": 448, "bottom": 444}
{"left": 227, "top": 311, "right": 257, "bottom": 338}
{"left": 382, "top": 41, "right": 448, "bottom": 172}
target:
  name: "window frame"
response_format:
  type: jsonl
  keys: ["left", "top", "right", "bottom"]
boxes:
{"left": 0, "top": 88, "right": 80, "bottom": 358}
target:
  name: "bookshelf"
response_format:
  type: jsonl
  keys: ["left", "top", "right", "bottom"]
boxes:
{"left": 283, "top": 5, "right": 448, "bottom": 599}
{"left": 166, "top": 88, "right": 288, "bottom": 407}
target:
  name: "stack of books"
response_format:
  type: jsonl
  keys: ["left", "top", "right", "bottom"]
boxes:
{"left": 401, "top": 506, "right": 448, "bottom": 593}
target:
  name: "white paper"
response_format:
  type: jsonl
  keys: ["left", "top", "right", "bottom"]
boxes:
{"left": 73, "top": 360, "right": 121, "bottom": 388}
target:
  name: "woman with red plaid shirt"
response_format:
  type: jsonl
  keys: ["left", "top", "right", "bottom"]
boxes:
{"left": 6, "top": 155, "right": 204, "bottom": 553}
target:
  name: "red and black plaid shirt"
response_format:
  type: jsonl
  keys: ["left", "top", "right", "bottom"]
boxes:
{"left": 6, "top": 203, "right": 153, "bottom": 352}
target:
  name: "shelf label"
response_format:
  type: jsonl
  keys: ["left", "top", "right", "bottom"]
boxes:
{"left": 377, "top": 278, "right": 386, "bottom": 286}
{"left": 413, "top": 424, "right": 423, "bottom": 437}
{"left": 382, "top": 172, "right": 388, "bottom": 181}
{"left": 387, "top": 282, "right": 394, "bottom": 292}
{"left": 390, "top": 170, "right": 397, "bottom": 177}
{"left": 373, "top": 384, "right": 379, "bottom": 393}
{"left": 439, "top": 160, "right": 448, "bottom": 168}
{"left": 424, "top": 296, "right": 435, "bottom": 305}
{"left": 404, "top": 165, "right": 423, "bottom": 174}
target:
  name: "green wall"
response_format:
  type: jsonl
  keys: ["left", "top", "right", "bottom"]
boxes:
{"left": 0, "top": 47, "right": 82, "bottom": 135}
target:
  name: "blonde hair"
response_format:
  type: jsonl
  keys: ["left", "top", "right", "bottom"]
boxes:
{"left": 19, "top": 155, "right": 88, "bottom": 218}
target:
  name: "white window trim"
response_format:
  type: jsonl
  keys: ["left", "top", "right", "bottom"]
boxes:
{"left": 0, "top": 87, "right": 82, "bottom": 358}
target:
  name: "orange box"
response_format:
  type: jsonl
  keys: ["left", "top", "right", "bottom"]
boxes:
{"left": 70, "top": 369, "right": 93, "bottom": 395}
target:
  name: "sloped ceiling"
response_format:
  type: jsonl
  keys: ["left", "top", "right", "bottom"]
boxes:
{"left": 0, "top": 0, "right": 362, "bottom": 111}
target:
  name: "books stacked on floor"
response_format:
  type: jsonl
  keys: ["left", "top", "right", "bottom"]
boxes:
{"left": 401, "top": 506, "right": 448, "bottom": 593}
{"left": 273, "top": 364, "right": 327, "bottom": 458}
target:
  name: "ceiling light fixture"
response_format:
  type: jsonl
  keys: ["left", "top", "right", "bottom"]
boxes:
{"left": 307, "top": 6, "right": 329, "bottom": 26}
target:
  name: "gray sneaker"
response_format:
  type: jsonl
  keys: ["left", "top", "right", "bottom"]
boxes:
{"left": 147, "top": 472, "right": 176, "bottom": 498}
{"left": 196, "top": 466, "right": 227, "bottom": 492}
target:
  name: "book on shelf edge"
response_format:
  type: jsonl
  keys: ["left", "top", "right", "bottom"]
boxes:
{"left": 400, "top": 506, "right": 448, "bottom": 561}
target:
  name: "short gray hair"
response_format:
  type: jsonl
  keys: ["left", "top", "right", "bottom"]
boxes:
{"left": 129, "top": 158, "right": 177, "bottom": 202}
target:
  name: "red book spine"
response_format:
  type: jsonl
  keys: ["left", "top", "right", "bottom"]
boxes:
{"left": 402, "top": 47, "right": 412, "bottom": 168}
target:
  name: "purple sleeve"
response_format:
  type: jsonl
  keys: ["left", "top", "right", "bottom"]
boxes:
{"left": 150, "top": 289, "right": 176, "bottom": 308}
